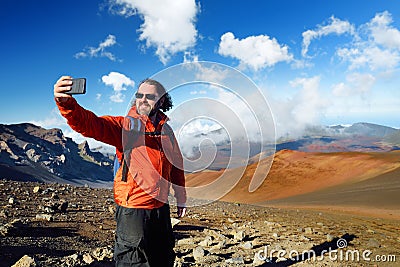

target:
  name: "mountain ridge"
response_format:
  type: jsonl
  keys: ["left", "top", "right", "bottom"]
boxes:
{"left": 0, "top": 123, "right": 113, "bottom": 187}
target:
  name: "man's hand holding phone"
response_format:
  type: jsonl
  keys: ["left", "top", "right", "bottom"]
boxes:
{"left": 54, "top": 76, "right": 86, "bottom": 103}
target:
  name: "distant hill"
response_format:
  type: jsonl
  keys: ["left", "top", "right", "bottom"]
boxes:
{"left": 384, "top": 129, "right": 400, "bottom": 146}
{"left": 276, "top": 122, "right": 399, "bottom": 153}
{"left": 342, "top": 122, "right": 398, "bottom": 137}
{"left": 0, "top": 123, "right": 113, "bottom": 187}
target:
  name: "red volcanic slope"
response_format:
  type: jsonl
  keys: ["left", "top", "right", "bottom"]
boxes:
{"left": 185, "top": 150, "right": 400, "bottom": 214}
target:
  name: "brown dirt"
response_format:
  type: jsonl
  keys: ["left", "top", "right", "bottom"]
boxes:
{"left": 1, "top": 179, "right": 400, "bottom": 266}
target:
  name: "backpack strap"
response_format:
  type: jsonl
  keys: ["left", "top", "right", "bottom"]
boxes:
{"left": 161, "top": 123, "right": 175, "bottom": 147}
{"left": 118, "top": 116, "right": 176, "bottom": 182}
{"left": 121, "top": 155, "right": 129, "bottom": 182}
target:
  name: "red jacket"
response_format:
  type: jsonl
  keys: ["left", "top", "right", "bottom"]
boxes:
{"left": 56, "top": 98, "right": 186, "bottom": 209}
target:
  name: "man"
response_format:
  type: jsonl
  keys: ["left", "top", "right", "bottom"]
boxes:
{"left": 54, "top": 76, "right": 187, "bottom": 267}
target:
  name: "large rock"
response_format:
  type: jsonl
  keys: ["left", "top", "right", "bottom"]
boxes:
{"left": 11, "top": 255, "right": 38, "bottom": 267}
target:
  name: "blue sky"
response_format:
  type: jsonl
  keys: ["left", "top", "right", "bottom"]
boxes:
{"left": 1, "top": 0, "right": 399, "bottom": 151}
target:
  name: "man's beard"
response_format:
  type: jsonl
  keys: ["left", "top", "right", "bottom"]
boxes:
{"left": 136, "top": 99, "right": 161, "bottom": 116}
{"left": 137, "top": 103, "right": 152, "bottom": 115}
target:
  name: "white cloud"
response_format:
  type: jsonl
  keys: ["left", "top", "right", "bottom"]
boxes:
{"left": 346, "top": 72, "right": 376, "bottom": 94}
{"left": 337, "top": 45, "right": 400, "bottom": 71}
{"left": 302, "top": 16, "right": 355, "bottom": 57}
{"left": 368, "top": 11, "right": 400, "bottom": 50}
{"left": 183, "top": 51, "right": 199, "bottom": 63}
{"left": 289, "top": 76, "right": 327, "bottom": 127}
{"left": 109, "top": 0, "right": 199, "bottom": 64}
{"left": 335, "top": 11, "right": 400, "bottom": 71}
{"left": 218, "top": 32, "right": 293, "bottom": 70}
{"left": 74, "top": 34, "right": 119, "bottom": 61}
{"left": 252, "top": 76, "right": 329, "bottom": 139}
{"left": 332, "top": 72, "right": 376, "bottom": 97}
{"left": 176, "top": 118, "right": 227, "bottom": 159}
{"left": 332, "top": 82, "right": 348, "bottom": 97}
{"left": 102, "top": 72, "right": 135, "bottom": 103}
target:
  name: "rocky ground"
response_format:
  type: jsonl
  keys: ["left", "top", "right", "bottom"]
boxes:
{"left": 1, "top": 180, "right": 399, "bottom": 267}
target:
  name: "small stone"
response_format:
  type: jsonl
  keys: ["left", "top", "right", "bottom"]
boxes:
{"left": 36, "top": 214, "right": 53, "bottom": 221}
{"left": 44, "top": 206, "right": 55, "bottom": 214}
{"left": 215, "top": 239, "right": 226, "bottom": 249}
{"left": 241, "top": 241, "right": 253, "bottom": 249}
{"left": 367, "top": 238, "right": 380, "bottom": 248}
{"left": 300, "top": 235, "right": 310, "bottom": 241}
{"left": 327, "top": 234, "right": 334, "bottom": 242}
{"left": 177, "top": 238, "right": 195, "bottom": 246}
{"left": 82, "top": 253, "right": 94, "bottom": 264}
{"left": 0, "top": 225, "right": 9, "bottom": 237}
{"left": 69, "top": 253, "right": 79, "bottom": 261}
{"left": 33, "top": 186, "right": 41, "bottom": 194}
{"left": 92, "top": 247, "right": 113, "bottom": 261}
{"left": 8, "top": 197, "right": 15, "bottom": 204}
{"left": 304, "top": 227, "right": 313, "bottom": 234}
{"left": 193, "top": 246, "right": 205, "bottom": 262}
{"left": 64, "top": 253, "right": 80, "bottom": 266}
{"left": 204, "top": 229, "right": 226, "bottom": 240}
{"left": 199, "top": 236, "right": 213, "bottom": 247}
{"left": 108, "top": 205, "right": 116, "bottom": 214}
{"left": 233, "top": 230, "right": 245, "bottom": 241}
{"left": 0, "top": 210, "right": 8, "bottom": 218}
{"left": 225, "top": 256, "right": 244, "bottom": 264}
{"left": 171, "top": 218, "right": 181, "bottom": 228}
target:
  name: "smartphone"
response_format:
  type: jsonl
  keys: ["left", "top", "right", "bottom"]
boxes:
{"left": 67, "top": 78, "right": 86, "bottom": 94}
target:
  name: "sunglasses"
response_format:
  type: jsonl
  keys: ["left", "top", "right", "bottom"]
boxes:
{"left": 135, "top": 92, "right": 157, "bottom": 100}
